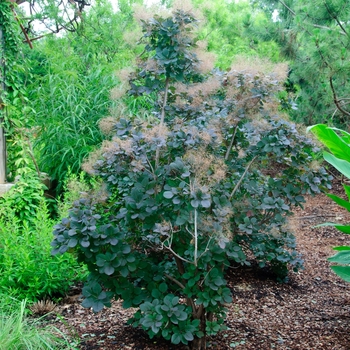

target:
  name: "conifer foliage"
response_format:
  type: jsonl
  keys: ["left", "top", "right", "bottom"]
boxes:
{"left": 253, "top": 0, "right": 350, "bottom": 126}
{"left": 52, "top": 5, "right": 331, "bottom": 349}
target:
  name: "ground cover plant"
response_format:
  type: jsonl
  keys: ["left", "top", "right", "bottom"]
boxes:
{"left": 51, "top": 4, "right": 332, "bottom": 350}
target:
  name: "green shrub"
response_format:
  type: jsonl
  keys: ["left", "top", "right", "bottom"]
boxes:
{"left": 0, "top": 174, "right": 86, "bottom": 302}
{"left": 0, "top": 173, "right": 47, "bottom": 229}
{"left": 52, "top": 7, "right": 331, "bottom": 350}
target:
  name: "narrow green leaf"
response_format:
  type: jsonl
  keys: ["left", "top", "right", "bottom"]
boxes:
{"left": 333, "top": 246, "right": 350, "bottom": 251}
{"left": 334, "top": 225, "right": 350, "bottom": 235}
{"left": 314, "top": 222, "right": 350, "bottom": 234}
{"left": 344, "top": 184, "right": 350, "bottom": 201}
{"left": 326, "top": 193, "right": 350, "bottom": 212}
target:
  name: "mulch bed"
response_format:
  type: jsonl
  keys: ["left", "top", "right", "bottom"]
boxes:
{"left": 47, "top": 178, "right": 350, "bottom": 349}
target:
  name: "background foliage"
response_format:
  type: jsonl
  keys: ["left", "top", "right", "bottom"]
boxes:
{"left": 251, "top": 0, "right": 350, "bottom": 126}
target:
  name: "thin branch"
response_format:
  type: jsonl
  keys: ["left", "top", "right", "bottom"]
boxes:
{"left": 330, "top": 76, "right": 350, "bottom": 117}
{"left": 155, "top": 77, "right": 170, "bottom": 168}
{"left": 197, "top": 237, "right": 213, "bottom": 260}
{"left": 11, "top": 7, "right": 33, "bottom": 49}
{"left": 295, "top": 214, "right": 338, "bottom": 219}
{"left": 165, "top": 273, "right": 186, "bottom": 289}
{"left": 25, "top": 32, "right": 54, "bottom": 42}
{"left": 278, "top": 0, "right": 346, "bottom": 36}
{"left": 199, "top": 266, "right": 214, "bottom": 287}
{"left": 225, "top": 124, "right": 238, "bottom": 161}
{"left": 194, "top": 209, "right": 198, "bottom": 266}
{"left": 324, "top": 0, "right": 348, "bottom": 37}
{"left": 160, "top": 77, "right": 170, "bottom": 125}
{"left": 229, "top": 156, "right": 257, "bottom": 200}
{"left": 278, "top": 0, "right": 295, "bottom": 16}
{"left": 168, "top": 262, "right": 198, "bottom": 316}
{"left": 161, "top": 237, "right": 194, "bottom": 265}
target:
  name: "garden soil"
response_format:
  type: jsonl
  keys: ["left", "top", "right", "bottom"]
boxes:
{"left": 49, "top": 178, "right": 350, "bottom": 349}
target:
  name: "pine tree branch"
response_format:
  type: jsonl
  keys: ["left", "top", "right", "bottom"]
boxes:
{"left": 329, "top": 76, "right": 350, "bottom": 117}
{"left": 278, "top": 0, "right": 347, "bottom": 36}
{"left": 278, "top": 0, "right": 295, "bottom": 16}
{"left": 324, "top": 0, "right": 348, "bottom": 37}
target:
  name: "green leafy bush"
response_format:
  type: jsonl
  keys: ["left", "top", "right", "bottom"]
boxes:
{"left": 0, "top": 173, "right": 47, "bottom": 228}
{"left": 0, "top": 174, "right": 86, "bottom": 302}
{"left": 52, "top": 6, "right": 331, "bottom": 350}
{"left": 308, "top": 124, "right": 350, "bottom": 282}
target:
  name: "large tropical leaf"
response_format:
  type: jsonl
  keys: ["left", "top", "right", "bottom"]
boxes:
{"left": 307, "top": 124, "right": 350, "bottom": 162}
{"left": 323, "top": 152, "right": 350, "bottom": 178}
{"left": 330, "top": 266, "right": 350, "bottom": 282}
{"left": 328, "top": 251, "right": 350, "bottom": 264}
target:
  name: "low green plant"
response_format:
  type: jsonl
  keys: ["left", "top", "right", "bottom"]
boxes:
{"left": 0, "top": 180, "right": 86, "bottom": 302}
{"left": 0, "top": 172, "right": 46, "bottom": 229}
{"left": 0, "top": 296, "right": 71, "bottom": 350}
{"left": 52, "top": 6, "right": 331, "bottom": 350}
{"left": 308, "top": 124, "right": 350, "bottom": 282}
{"left": 57, "top": 169, "right": 102, "bottom": 218}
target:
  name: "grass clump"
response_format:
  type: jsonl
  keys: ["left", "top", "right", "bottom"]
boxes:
{"left": 0, "top": 296, "right": 72, "bottom": 350}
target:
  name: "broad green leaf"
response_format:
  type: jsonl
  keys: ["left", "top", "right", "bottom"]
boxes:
{"left": 308, "top": 124, "right": 350, "bottom": 162}
{"left": 328, "top": 251, "right": 350, "bottom": 264}
{"left": 332, "top": 127, "right": 350, "bottom": 144}
{"left": 159, "top": 282, "right": 168, "bottom": 293}
{"left": 323, "top": 152, "right": 350, "bottom": 179}
{"left": 171, "top": 296, "right": 179, "bottom": 306}
{"left": 171, "top": 333, "right": 182, "bottom": 345}
{"left": 330, "top": 266, "right": 350, "bottom": 282}
{"left": 104, "top": 265, "right": 115, "bottom": 275}
{"left": 183, "top": 331, "right": 194, "bottom": 341}
{"left": 163, "top": 191, "right": 174, "bottom": 199}
{"left": 175, "top": 215, "right": 187, "bottom": 226}
{"left": 152, "top": 289, "right": 161, "bottom": 298}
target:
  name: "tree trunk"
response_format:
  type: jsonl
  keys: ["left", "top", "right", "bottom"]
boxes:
{"left": 191, "top": 337, "right": 206, "bottom": 350}
{"left": 189, "top": 311, "right": 207, "bottom": 350}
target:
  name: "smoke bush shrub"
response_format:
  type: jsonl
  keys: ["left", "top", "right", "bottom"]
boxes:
{"left": 52, "top": 6, "right": 331, "bottom": 350}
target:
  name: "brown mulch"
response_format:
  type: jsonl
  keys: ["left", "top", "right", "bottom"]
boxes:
{"left": 47, "top": 179, "right": 350, "bottom": 349}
